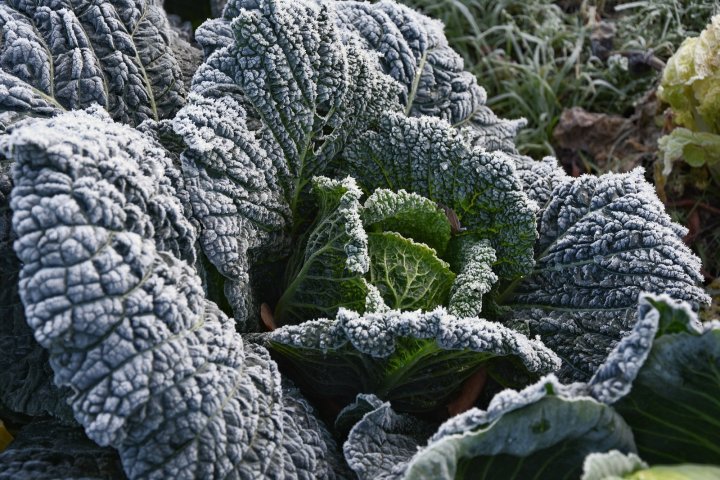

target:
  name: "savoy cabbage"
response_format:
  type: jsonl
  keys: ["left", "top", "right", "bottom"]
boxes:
{"left": 270, "top": 306, "right": 560, "bottom": 413}
{"left": 175, "top": 0, "right": 401, "bottom": 329}
{"left": 0, "top": 0, "right": 717, "bottom": 478}
{"left": 505, "top": 168, "right": 710, "bottom": 381}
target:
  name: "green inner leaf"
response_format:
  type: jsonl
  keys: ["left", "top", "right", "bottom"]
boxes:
{"left": 271, "top": 337, "right": 495, "bottom": 413}
{"left": 342, "top": 112, "right": 537, "bottom": 280}
{"left": 377, "top": 338, "right": 491, "bottom": 412}
{"left": 368, "top": 232, "right": 455, "bottom": 311}
{"left": 274, "top": 177, "right": 369, "bottom": 325}
{"left": 362, "top": 188, "right": 452, "bottom": 254}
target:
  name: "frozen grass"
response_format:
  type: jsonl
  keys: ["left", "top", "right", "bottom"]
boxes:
{"left": 398, "top": 0, "right": 716, "bottom": 157}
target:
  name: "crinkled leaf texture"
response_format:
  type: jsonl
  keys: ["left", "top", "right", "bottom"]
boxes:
{"left": 580, "top": 295, "right": 661, "bottom": 406}
{"left": 610, "top": 294, "right": 720, "bottom": 464}
{"left": 447, "top": 237, "right": 497, "bottom": 318}
{"left": 0, "top": 70, "right": 61, "bottom": 130}
{"left": 342, "top": 394, "right": 436, "bottom": 480}
{"left": 3, "top": 109, "right": 342, "bottom": 479}
{"left": 200, "top": 0, "right": 525, "bottom": 151}
{"left": 508, "top": 155, "right": 569, "bottom": 208}
{"left": 0, "top": 420, "right": 125, "bottom": 480}
{"left": 334, "top": 393, "right": 385, "bottom": 437}
{"left": 0, "top": 0, "right": 190, "bottom": 126}
{"left": 342, "top": 112, "right": 538, "bottom": 281}
{"left": 362, "top": 188, "right": 455, "bottom": 311}
{"left": 345, "top": 375, "right": 635, "bottom": 480}
{"left": 367, "top": 231, "right": 455, "bottom": 311}
{"left": 277, "top": 181, "right": 456, "bottom": 322}
{"left": 507, "top": 168, "right": 709, "bottom": 381}
{"left": 269, "top": 307, "right": 560, "bottom": 413}
{"left": 0, "top": 162, "right": 72, "bottom": 422}
{"left": 581, "top": 450, "right": 720, "bottom": 480}
{"left": 174, "top": 0, "right": 401, "bottom": 329}
{"left": 327, "top": 0, "right": 482, "bottom": 122}
{"left": 324, "top": 0, "right": 526, "bottom": 149}
{"left": 274, "top": 176, "right": 369, "bottom": 325}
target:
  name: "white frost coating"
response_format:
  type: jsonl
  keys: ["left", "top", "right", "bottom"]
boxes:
{"left": 337, "top": 0, "right": 530, "bottom": 151}
{"left": 273, "top": 176, "right": 370, "bottom": 325}
{"left": 448, "top": 238, "right": 497, "bottom": 317}
{"left": 4, "top": 110, "right": 342, "bottom": 480}
{"left": 364, "top": 282, "right": 390, "bottom": 313}
{"left": 462, "top": 105, "right": 528, "bottom": 153}
{"left": 314, "top": 176, "right": 369, "bottom": 275}
{"left": 586, "top": 292, "right": 715, "bottom": 405}
{"left": 0, "top": 0, "right": 189, "bottom": 126}
{"left": 198, "top": 0, "right": 526, "bottom": 152}
{"left": 584, "top": 300, "right": 658, "bottom": 405}
{"left": 330, "top": 0, "right": 483, "bottom": 121}
{"left": 433, "top": 374, "right": 579, "bottom": 439}
{"left": 174, "top": 94, "right": 291, "bottom": 328}
{"left": 0, "top": 70, "right": 61, "bottom": 129}
{"left": 271, "top": 307, "right": 561, "bottom": 372}
{"left": 0, "top": 161, "right": 73, "bottom": 422}
{"left": 508, "top": 155, "right": 570, "bottom": 206}
{"left": 593, "top": 293, "right": 720, "bottom": 464}
{"left": 343, "top": 395, "right": 435, "bottom": 480}
{"left": 6, "top": 107, "right": 197, "bottom": 264}
{"left": 509, "top": 168, "right": 710, "bottom": 381}
{"left": 269, "top": 305, "right": 559, "bottom": 414}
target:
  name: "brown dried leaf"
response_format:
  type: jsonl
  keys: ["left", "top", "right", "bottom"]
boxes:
{"left": 447, "top": 367, "right": 488, "bottom": 416}
{"left": 261, "top": 303, "right": 276, "bottom": 331}
{"left": 0, "top": 420, "right": 13, "bottom": 452}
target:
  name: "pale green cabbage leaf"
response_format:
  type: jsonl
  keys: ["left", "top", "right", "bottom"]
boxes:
{"left": 344, "top": 376, "right": 636, "bottom": 480}
{"left": 582, "top": 450, "right": 720, "bottom": 480}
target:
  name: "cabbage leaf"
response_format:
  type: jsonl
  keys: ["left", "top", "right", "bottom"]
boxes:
{"left": 506, "top": 169, "right": 709, "bottom": 381}
{"left": 0, "top": 0, "right": 191, "bottom": 126}
{"left": 3, "top": 109, "right": 342, "bottom": 479}
{"left": 269, "top": 307, "right": 560, "bottom": 413}
{"left": 611, "top": 294, "right": 720, "bottom": 464}
{"left": 345, "top": 376, "right": 636, "bottom": 480}
{"left": 342, "top": 112, "right": 538, "bottom": 281}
